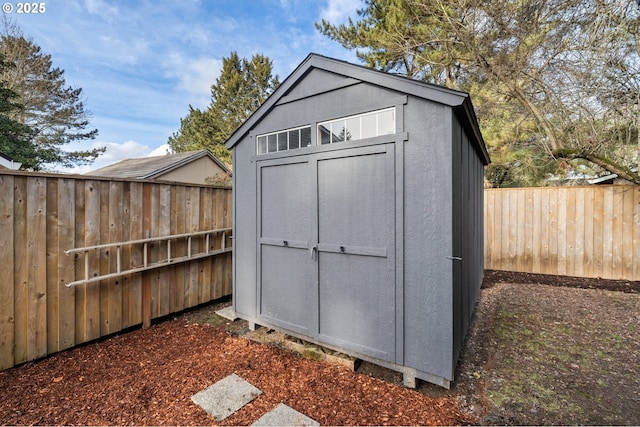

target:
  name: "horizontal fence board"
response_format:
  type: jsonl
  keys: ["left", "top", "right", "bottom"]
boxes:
{"left": 0, "top": 171, "right": 232, "bottom": 370}
{"left": 485, "top": 185, "right": 640, "bottom": 281}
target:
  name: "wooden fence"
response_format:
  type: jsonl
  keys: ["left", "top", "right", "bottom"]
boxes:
{"left": 0, "top": 171, "right": 232, "bottom": 370}
{"left": 485, "top": 185, "right": 640, "bottom": 281}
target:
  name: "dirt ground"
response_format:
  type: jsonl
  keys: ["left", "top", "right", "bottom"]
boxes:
{"left": 1, "top": 270, "right": 638, "bottom": 426}
{"left": 451, "top": 270, "right": 640, "bottom": 425}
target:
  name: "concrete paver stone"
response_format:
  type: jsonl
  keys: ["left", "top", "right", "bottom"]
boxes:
{"left": 251, "top": 403, "right": 320, "bottom": 426}
{"left": 215, "top": 306, "right": 237, "bottom": 321}
{"left": 191, "top": 373, "right": 262, "bottom": 421}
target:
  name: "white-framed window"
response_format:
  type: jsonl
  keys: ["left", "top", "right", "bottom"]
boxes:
{"left": 257, "top": 125, "right": 312, "bottom": 155}
{"left": 318, "top": 107, "right": 395, "bottom": 145}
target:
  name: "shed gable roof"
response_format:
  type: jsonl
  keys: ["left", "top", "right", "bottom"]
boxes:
{"left": 87, "top": 149, "right": 229, "bottom": 179}
{"left": 225, "top": 53, "right": 489, "bottom": 164}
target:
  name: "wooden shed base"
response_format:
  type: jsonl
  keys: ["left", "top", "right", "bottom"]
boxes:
{"left": 242, "top": 326, "right": 356, "bottom": 371}
{"left": 282, "top": 337, "right": 356, "bottom": 371}
{"left": 246, "top": 322, "right": 450, "bottom": 389}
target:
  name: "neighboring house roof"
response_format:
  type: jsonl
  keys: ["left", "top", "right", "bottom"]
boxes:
{"left": 588, "top": 174, "right": 619, "bottom": 185}
{"left": 86, "top": 150, "right": 229, "bottom": 180}
{"left": 225, "top": 53, "right": 490, "bottom": 165}
{"left": 0, "top": 152, "right": 22, "bottom": 170}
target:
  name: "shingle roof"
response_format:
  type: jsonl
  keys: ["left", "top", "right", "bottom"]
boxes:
{"left": 86, "top": 150, "right": 229, "bottom": 179}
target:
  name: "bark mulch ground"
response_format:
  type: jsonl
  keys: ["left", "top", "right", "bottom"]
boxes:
{"left": 0, "top": 305, "right": 469, "bottom": 426}
{"left": 1, "top": 270, "right": 638, "bottom": 425}
{"left": 482, "top": 269, "right": 640, "bottom": 293}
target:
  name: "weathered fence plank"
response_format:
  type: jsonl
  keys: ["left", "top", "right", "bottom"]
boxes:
{"left": 57, "top": 178, "right": 76, "bottom": 352}
{"left": 13, "top": 177, "right": 28, "bottom": 364}
{"left": 622, "top": 186, "right": 634, "bottom": 279}
{"left": 73, "top": 181, "right": 86, "bottom": 345}
{"left": 213, "top": 189, "right": 225, "bottom": 299}
{"left": 574, "top": 188, "right": 585, "bottom": 278}
{"left": 46, "top": 178, "right": 60, "bottom": 353}
{"left": 0, "top": 171, "right": 232, "bottom": 371}
{"left": 27, "top": 177, "right": 48, "bottom": 361}
{"left": 0, "top": 175, "right": 15, "bottom": 370}
{"left": 158, "top": 184, "right": 172, "bottom": 318}
{"left": 201, "top": 188, "right": 213, "bottom": 303}
{"left": 188, "top": 187, "right": 200, "bottom": 307}
{"left": 485, "top": 185, "right": 640, "bottom": 281}
{"left": 630, "top": 186, "right": 639, "bottom": 276}
{"left": 125, "top": 182, "right": 143, "bottom": 328}
{"left": 108, "top": 181, "right": 124, "bottom": 334}
{"left": 171, "top": 185, "right": 186, "bottom": 312}
{"left": 83, "top": 180, "right": 101, "bottom": 342}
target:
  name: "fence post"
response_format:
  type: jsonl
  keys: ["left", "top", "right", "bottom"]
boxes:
{"left": 142, "top": 183, "right": 152, "bottom": 328}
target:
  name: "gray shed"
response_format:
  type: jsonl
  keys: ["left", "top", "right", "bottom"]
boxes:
{"left": 226, "top": 54, "right": 490, "bottom": 388}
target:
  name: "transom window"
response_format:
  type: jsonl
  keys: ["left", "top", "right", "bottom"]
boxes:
{"left": 257, "top": 126, "right": 312, "bottom": 155}
{"left": 318, "top": 108, "right": 395, "bottom": 145}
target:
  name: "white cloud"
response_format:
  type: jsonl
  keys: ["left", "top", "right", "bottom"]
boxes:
{"left": 84, "top": 0, "right": 118, "bottom": 16}
{"left": 320, "top": 0, "right": 360, "bottom": 23}
{"left": 16, "top": 0, "right": 363, "bottom": 179}
{"left": 97, "top": 140, "right": 151, "bottom": 163}
{"left": 59, "top": 140, "right": 150, "bottom": 174}
{"left": 93, "top": 36, "right": 149, "bottom": 66}
{"left": 65, "top": 164, "right": 95, "bottom": 175}
{"left": 180, "top": 57, "right": 221, "bottom": 96}
{"left": 163, "top": 54, "right": 222, "bottom": 108}
{"left": 147, "top": 144, "right": 172, "bottom": 157}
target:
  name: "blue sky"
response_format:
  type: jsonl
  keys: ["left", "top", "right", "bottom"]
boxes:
{"left": 9, "top": 0, "right": 361, "bottom": 173}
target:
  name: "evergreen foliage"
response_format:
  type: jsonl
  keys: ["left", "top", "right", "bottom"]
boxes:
{"left": 318, "top": 0, "right": 640, "bottom": 187}
{"left": 0, "top": 21, "right": 102, "bottom": 170}
{"left": 169, "top": 52, "right": 279, "bottom": 166}
{"left": 0, "top": 56, "right": 36, "bottom": 166}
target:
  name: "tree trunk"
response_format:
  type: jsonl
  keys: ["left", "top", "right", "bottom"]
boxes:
{"left": 554, "top": 149, "right": 640, "bottom": 186}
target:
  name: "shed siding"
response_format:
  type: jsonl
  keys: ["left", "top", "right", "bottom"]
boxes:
{"left": 451, "top": 113, "right": 485, "bottom": 364}
{"left": 403, "top": 98, "right": 454, "bottom": 380}
{"left": 452, "top": 117, "right": 464, "bottom": 366}
{"left": 234, "top": 79, "right": 403, "bottom": 323}
{"left": 229, "top": 55, "right": 488, "bottom": 387}
{"left": 232, "top": 137, "right": 258, "bottom": 320}
{"left": 253, "top": 70, "right": 404, "bottom": 136}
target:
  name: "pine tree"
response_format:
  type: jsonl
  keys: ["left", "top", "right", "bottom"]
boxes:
{"left": 0, "top": 20, "right": 102, "bottom": 170}
{"left": 317, "top": 0, "right": 640, "bottom": 187}
{"left": 169, "top": 52, "right": 279, "bottom": 166}
{"left": 0, "top": 56, "right": 36, "bottom": 166}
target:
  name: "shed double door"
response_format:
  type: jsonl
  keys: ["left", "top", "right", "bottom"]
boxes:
{"left": 258, "top": 144, "right": 397, "bottom": 362}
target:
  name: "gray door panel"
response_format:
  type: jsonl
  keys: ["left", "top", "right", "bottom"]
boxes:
{"left": 260, "top": 245, "right": 314, "bottom": 333}
{"left": 257, "top": 145, "right": 396, "bottom": 362}
{"left": 258, "top": 159, "right": 315, "bottom": 334}
{"left": 318, "top": 252, "right": 394, "bottom": 360}
{"left": 316, "top": 150, "right": 395, "bottom": 361}
{"left": 260, "top": 161, "right": 310, "bottom": 242}
{"left": 317, "top": 153, "right": 389, "bottom": 249}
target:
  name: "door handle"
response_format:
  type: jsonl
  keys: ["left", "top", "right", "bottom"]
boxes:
{"left": 310, "top": 244, "right": 317, "bottom": 259}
